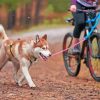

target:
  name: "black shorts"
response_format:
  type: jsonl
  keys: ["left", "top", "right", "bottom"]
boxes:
{"left": 73, "top": 3, "right": 96, "bottom": 38}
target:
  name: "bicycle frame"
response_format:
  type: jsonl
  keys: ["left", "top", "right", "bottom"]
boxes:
{"left": 81, "top": 11, "right": 100, "bottom": 61}
{"left": 84, "top": 12, "right": 100, "bottom": 39}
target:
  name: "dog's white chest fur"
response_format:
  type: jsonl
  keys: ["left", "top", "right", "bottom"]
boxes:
{"left": 22, "top": 42, "right": 33, "bottom": 56}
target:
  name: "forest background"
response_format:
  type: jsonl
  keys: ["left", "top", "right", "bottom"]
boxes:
{"left": 0, "top": 0, "right": 71, "bottom": 30}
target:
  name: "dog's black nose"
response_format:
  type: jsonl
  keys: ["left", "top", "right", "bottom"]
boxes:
{"left": 49, "top": 54, "right": 52, "bottom": 57}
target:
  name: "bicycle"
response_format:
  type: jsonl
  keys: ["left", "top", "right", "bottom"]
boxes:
{"left": 63, "top": 9, "right": 100, "bottom": 82}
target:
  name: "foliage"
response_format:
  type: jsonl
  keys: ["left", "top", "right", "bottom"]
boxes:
{"left": 45, "top": 4, "right": 54, "bottom": 15}
{"left": 0, "top": 0, "right": 31, "bottom": 11}
{"left": 48, "top": 0, "right": 70, "bottom": 12}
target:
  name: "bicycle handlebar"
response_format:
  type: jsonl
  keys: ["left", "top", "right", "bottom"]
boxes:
{"left": 76, "top": 9, "right": 100, "bottom": 13}
{"left": 67, "top": 8, "right": 100, "bottom": 25}
{"left": 68, "top": 9, "right": 100, "bottom": 13}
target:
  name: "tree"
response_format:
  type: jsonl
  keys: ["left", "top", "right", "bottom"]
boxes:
{"left": 48, "top": 0, "right": 70, "bottom": 12}
{"left": 34, "top": 0, "right": 43, "bottom": 25}
{"left": 0, "top": 0, "right": 31, "bottom": 11}
{"left": 0, "top": 0, "right": 31, "bottom": 29}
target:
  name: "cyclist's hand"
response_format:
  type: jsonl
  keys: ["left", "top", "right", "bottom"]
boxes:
{"left": 70, "top": 5, "right": 77, "bottom": 12}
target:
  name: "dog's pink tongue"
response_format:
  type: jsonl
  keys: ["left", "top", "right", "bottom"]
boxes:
{"left": 39, "top": 55, "right": 44, "bottom": 61}
{"left": 39, "top": 55, "right": 47, "bottom": 61}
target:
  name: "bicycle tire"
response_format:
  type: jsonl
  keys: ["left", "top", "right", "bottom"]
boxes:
{"left": 63, "top": 33, "right": 80, "bottom": 76}
{"left": 87, "top": 32, "right": 100, "bottom": 82}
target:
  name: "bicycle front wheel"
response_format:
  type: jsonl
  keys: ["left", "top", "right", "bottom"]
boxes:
{"left": 63, "top": 33, "right": 80, "bottom": 76}
{"left": 87, "top": 33, "right": 100, "bottom": 82}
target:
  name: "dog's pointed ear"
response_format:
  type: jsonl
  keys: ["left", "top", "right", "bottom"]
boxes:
{"left": 42, "top": 34, "right": 47, "bottom": 40}
{"left": 36, "top": 35, "right": 40, "bottom": 42}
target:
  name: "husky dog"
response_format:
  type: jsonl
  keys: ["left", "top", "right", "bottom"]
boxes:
{"left": 0, "top": 24, "right": 51, "bottom": 88}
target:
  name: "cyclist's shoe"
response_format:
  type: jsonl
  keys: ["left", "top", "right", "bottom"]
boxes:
{"left": 68, "top": 45, "right": 80, "bottom": 55}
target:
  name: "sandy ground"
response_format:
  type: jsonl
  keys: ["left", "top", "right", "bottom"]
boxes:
{"left": 0, "top": 27, "right": 100, "bottom": 100}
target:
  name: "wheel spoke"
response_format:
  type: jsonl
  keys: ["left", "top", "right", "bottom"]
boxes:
{"left": 63, "top": 33, "right": 80, "bottom": 76}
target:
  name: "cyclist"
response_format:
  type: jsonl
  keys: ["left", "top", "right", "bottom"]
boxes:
{"left": 69, "top": 0, "right": 98, "bottom": 54}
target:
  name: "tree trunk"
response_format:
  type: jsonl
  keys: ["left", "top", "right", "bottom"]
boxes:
{"left": 7, "top": 10, "right": 16, "bottom": 29}
{"left": 34, "top": 0, "right": 43, "bottom": 25}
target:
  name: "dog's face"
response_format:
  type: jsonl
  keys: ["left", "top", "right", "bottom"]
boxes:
{"left": 33, "top": 34, "right": 51, "bottom": 60}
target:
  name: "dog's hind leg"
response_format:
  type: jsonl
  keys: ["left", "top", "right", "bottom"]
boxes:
{"left": 0, "top": 57, "right": 8, "bottom": 70}
{"left": 0, "top": 45, "right": 8, "bottom": 70}
{"left": 12, "top": 61, "right": 20, "bottom": 84}
{"left": 17, "top": 74, "right": 25, "bottom": 86}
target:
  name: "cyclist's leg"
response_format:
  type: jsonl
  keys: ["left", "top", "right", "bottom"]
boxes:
{"left": 69, "top": 3, "right": 86, "bottom": 54}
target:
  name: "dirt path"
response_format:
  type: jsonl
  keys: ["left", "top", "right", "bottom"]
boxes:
{"left": 0, "top": 27, "right": 100, "bottom": 100}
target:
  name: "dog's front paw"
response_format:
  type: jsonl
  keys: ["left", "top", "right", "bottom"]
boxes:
{"left": 30, "top": 86, "right": 36, "bottom": 90}
{"left": 29, "top": 83, "right": 36, "bottom": 89}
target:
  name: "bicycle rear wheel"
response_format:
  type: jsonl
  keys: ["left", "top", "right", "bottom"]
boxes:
{"left": 87, "top": 33, "right": 100, "bottom": 82}
{"left": 63, "top": 33, "right": 80, "bottom": 76}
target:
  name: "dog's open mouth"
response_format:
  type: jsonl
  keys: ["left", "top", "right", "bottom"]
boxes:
{"left": 39, "top": 53, "right": 48, "bottom": 61}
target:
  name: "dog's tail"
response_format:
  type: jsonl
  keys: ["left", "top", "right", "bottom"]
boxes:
{"left": 0, "top": 24, "right": 8, "bottom": 40}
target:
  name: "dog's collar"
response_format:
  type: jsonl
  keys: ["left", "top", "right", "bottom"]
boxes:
{"left": 28, "top": 55, "right": 37, "bottom": 64}
{"left": 32, "top": 56, "right": 37, "bottom": 61}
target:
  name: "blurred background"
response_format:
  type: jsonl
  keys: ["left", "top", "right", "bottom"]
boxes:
{"left": 0, "top": 0, "right": 71, "bottom": 30}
